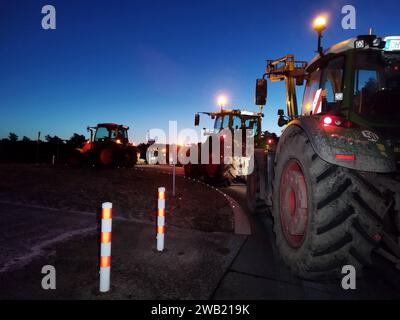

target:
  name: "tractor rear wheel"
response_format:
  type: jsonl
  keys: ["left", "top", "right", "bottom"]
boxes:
{"left": 99, "top": 148, "right": 116, "bottom": 167}
{"left": 184, "top": 163, "right": 203, "bottom": 180}
{"left": 272, "top": 126, "right": 382, "bottom": 279}
{"left": 246, "top": 157, "right": 268, "bottom": 214}
{"left": 204, "top": 164, "right": 236, "bottom": 187}
{"left": 123, "top": 147, "right": 138, "bottom": 168}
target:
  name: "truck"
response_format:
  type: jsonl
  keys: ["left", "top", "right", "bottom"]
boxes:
{"left": 247, "top": 19, "right": 400, "bottom": 279}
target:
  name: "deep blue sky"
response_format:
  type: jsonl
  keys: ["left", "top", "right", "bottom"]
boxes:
{"left": 0, "top": 0, "right": 398, "bottom": 143}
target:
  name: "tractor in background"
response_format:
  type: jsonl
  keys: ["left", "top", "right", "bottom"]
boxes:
{"left": 184, "top": 108, "right": 275, "bottom": 186}
{"left": 247, "top": 18, "right": 400, "bottom": 279}
{"left": 69, "top": 123, "right": 138, "bottom": 168}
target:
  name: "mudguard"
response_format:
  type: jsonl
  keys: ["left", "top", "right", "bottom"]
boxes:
{"left": 281, "top": 116, "right": 397, "bottom": 173}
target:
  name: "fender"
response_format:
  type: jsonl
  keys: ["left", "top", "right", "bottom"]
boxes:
{"left": 278, "top": 117, "right": 396, "bottom": 173}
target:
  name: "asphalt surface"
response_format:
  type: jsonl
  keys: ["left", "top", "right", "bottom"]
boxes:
{"left": 1, "top": 164, "right": 399, "bottom": 299}
{"left": 0, "top": 201, "right": 244, "bottom": 299}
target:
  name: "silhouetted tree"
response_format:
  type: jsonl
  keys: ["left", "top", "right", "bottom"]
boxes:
{"left": 22, "top": 136, "right": 31, "bottom": 142}
{"left": 67, "top": 133, "right": 86, "bottom": 148}
{"left": 8, "top": 132, "right": 18, "bottom": 143}
{"left": 45, "top": 135, "right": 64, "bottom": 144}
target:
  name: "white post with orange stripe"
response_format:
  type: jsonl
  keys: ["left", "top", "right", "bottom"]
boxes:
{"left": 157, "top": 187, "right": 166, "bottom": 251}
{"left": 100, "top": 202, "right": 112, "bottom": 292}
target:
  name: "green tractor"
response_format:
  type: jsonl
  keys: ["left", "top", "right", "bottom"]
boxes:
{"left": 184, "top": 108, "right": 269, "bottom": 186}
{"left": 247, "top": 23, "right": 400, "bottom": 279}
{"left": 70, "top": 123, "right": 138, "bottom": 168}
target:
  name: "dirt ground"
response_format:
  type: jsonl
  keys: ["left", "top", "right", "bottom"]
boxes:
{"left": 0, "top": 164, "right": 233, "bottom": 233}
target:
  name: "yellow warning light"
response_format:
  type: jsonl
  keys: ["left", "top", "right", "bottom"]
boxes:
{"left": 313, "top": 15, "right": 327, "bottom": 32}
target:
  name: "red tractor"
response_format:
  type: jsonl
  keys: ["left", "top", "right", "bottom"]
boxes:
{"left": 70, "top": 123, "right": 138, "bottom": 168}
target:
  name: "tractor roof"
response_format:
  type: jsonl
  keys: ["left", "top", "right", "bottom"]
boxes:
{"left": 201, "top": 109, "right": 263, "bottom": 118}
{"left": 307, "top": 35, "right": 400, "bottom": 71}
{"left": 97, "top": 123, "right": 129, "bottom": 130}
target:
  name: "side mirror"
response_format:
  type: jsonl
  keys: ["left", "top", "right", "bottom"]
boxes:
{"left": 296, "top": 76, "right": 305, "bottom": 86}
{"left": 277, "top": 109, "right": 288, "bottom": 127}
{"left": 194, "top": 113, "right": 200, "bottom": 126}
{"left": 255, "top": 78, "right": 267, "bottom": 106}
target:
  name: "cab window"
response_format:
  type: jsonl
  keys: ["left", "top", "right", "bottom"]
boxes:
{"left": 301, "top": 69, "right": 321, "bottom": 115}
{"left": 244, "top": 118, "right": 258, "bottom": 135}
{"left": 214, "top": 116, "right": 223, "bottom": 131}
{"left": 232, "top": 115, "right": 242, "bottom": 129}
{"left": 94, "top": 127, "right": 109, "bottom": 141}
{"left": 321, "top": 56, "right": 345, "bottom": 112}
{"left": 222, "top": 115, "right": 230, "bottom": 129}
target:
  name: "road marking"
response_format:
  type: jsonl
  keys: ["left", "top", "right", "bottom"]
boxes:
{"left": 0, "top": 225, "right": 97, "bottom": 273}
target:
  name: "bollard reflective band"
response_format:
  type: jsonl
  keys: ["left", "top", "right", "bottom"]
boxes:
{"left": 101, "top": 232, "right": 112, "bottom": 243}
{"left": 100, "top": 256, "right": 111, "bottom": 268}
{"left": 102, "top": 208, "right": 112, "bottom": 219}
{"left": 157, "top": 225, "right": 165, "bottom": 234}
{"left": 158, "top": 208, "right": 165, "bottom": 217}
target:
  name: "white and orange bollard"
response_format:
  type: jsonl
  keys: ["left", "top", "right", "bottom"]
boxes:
{"left": 157, "top": 187, "right": 166, "bottom": 251}
{"left": 100, "top": 202, "right": 112, "bottom": 292}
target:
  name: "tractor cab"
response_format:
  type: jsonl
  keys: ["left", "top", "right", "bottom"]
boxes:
{"left": 91, "top": 123, "right": 129, "bottom": 145}
{"left": 195, "top": 109, "right": 263, "bottom": 139}
{"left": 303, "top": 34, "right": 400, "bottom": 134}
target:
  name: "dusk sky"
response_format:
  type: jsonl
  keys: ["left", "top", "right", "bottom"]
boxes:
{"left": 0, "top": 0, "right": 398, "bottom": 144}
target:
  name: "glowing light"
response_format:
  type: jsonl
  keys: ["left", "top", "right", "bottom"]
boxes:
{"left": 323, "top": 116, "right": 333, "bottom": 126}
{"left": 313, "top": 15, "right": 327, "bottom": 32}
{"left": 336, "top": 154, "right": 356, "bottom": 161}
{"left": 217, "top": 95, "right": 228, "bottom": 107}
{"left": 116, "top": 139, "right": 122, "bottom": 144}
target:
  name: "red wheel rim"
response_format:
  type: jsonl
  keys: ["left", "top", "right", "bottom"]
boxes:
{"left": 279, "top": 159, "right": 309, "bottom": 248}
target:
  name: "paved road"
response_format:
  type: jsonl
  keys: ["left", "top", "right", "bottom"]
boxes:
{"left": 0, "top": 202, "right": 244, "bottom": 299}
{"left": 141, "top": 165, "right": 400, "bottom": 299}
{"left": 1, "top": 165, "right": 398, "bottom": 299}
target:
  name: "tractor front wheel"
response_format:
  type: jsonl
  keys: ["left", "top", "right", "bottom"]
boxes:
{"left": 272, "top": 126, "right": 382, "bottom": 279}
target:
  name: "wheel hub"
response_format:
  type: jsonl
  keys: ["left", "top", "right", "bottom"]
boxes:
{"left": 279, "top": 159, "right": 309, "bottom": 248}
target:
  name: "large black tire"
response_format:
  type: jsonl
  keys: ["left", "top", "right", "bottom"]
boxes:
{"left": 204, "top": 164, "right": 236, "bottom": 187}
{"left": 122, "top": 147, "right": 138, "bottom": 168}
{"left": 272, "top": 126, "right": 383, "bottom": 280}
{"left": 246, "top": 157, "right": 268, "bottom": 214}
{"left": 184, "top": 163, "right": 203, "bottom": 180}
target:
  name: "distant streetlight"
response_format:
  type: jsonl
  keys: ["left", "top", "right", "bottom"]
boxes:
{"left": 217, "top": 95, "right": 228, "bottom": 111}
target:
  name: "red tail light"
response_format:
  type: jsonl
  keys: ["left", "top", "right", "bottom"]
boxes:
{"left": 321, "top": 115, "right": 356, "bottom": 128}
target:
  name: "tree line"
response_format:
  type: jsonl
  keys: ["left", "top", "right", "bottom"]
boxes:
{"left": 0, "top": 132, "right": 151, "bottom": 164}
{"left": 0, "top": 132, "right": 86, "bottom": 163}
